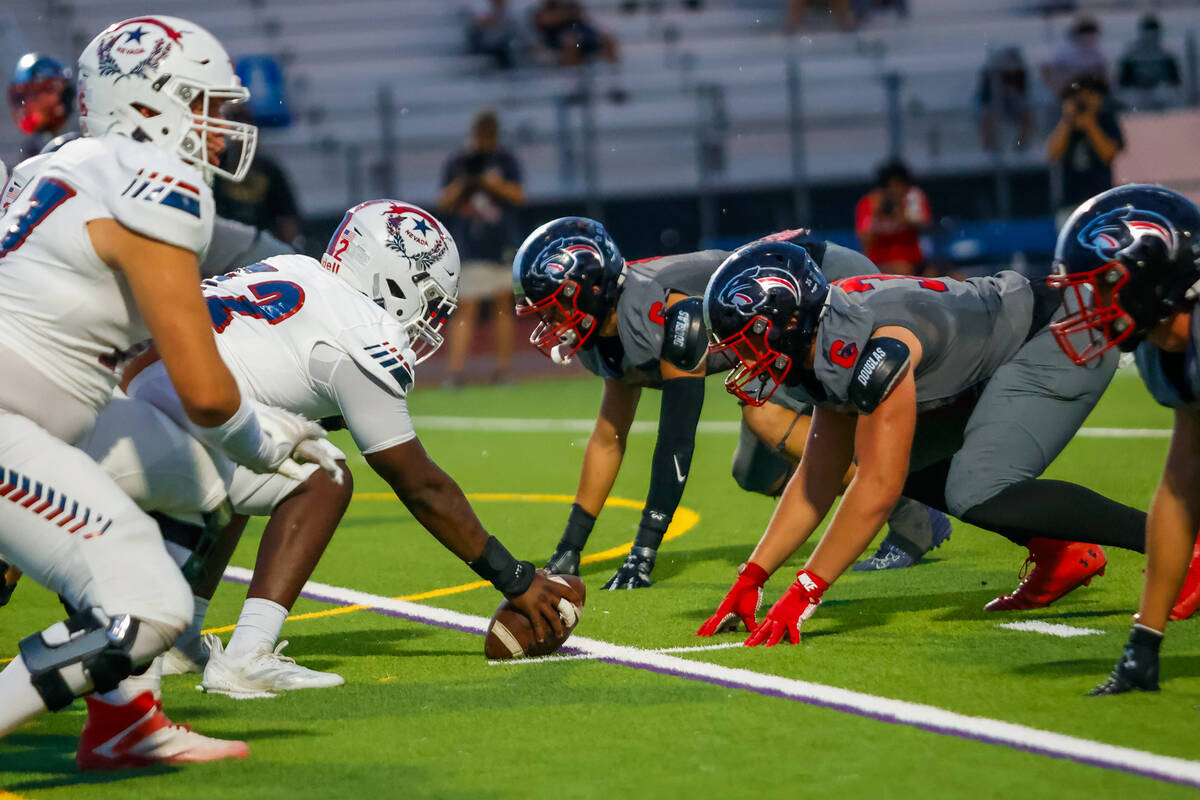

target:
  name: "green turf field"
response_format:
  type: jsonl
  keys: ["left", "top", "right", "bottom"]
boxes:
{"left": 2, "top": 367, "right": 1197, "bottom": 799}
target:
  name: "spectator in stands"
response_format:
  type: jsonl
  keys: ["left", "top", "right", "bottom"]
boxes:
{"left": 854, "top": 159, "right": 932, "bottom": 275}
{"left": 977, "top": 46, "right": 1032, "bottom": 151}
{"left": 1041, "top": 15, "right": 1108, "bottom": 96}
{"left": 466, "top": 0, "right": 530, "bottom": 70}
{"left": 437, "top": 110, "right": 524, "bottom": 387}
{"left": 786, "top": 0, "right": 856, "bottom": 32}
{"left": 213, "top": 107, "right": 303, "bottom": 247}
{"left": 1118, "top": 14, "right": 1181, "bottom": 111}
{"left": 533, "top": 0, "right": 620, "bottom": 66}
{"left": 1045, "top": 76, "right": 1124, "bottom": 228}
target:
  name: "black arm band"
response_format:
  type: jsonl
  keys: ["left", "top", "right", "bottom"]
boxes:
{"left": 468, "top": 536, "right": 535, "bottom": 596}
{"left": 558, "top": 503, "right": 596, "bottom": 552}
{"left": 640, "top": 376, "right": 705, "bottom": 549}
{"left": 661, "top": 297, "right": 707, "bottom": 372}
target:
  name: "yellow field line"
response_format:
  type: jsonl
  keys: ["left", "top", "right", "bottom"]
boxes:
{"left": 0, "top": 493, "right": 699, "bottom": 656}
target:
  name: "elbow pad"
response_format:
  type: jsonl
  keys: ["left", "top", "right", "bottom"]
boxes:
{"left": 661, "top": 297, "right": 708, "bottom": 372}
{"left": 847, "top": 337, "right": 911, "bottom": 414}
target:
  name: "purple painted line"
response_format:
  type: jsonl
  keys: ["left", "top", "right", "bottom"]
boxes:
{"left": 223, "top": 574, "right": 1198, "bottom": 791}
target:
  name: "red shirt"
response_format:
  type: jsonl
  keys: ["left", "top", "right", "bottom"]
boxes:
{"left": 854, "top": 188, "right": 930, "bottom": 271}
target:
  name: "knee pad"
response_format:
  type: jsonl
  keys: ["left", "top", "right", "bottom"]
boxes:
{"left": 731, "top": 422, "right": 793, "bottom": 497}
{"left": 18, "top": 608, "right": 152, "bottom": 710}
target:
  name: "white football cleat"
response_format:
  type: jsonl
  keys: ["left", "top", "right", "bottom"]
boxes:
{"left": 200, "top": 637, "right": 344, "bottom": 699}
{"left": 161, "top": 632, "right": 216, "bottom": 676}
{"left": 78, "top": 692, "right": 248, "bottom": 770}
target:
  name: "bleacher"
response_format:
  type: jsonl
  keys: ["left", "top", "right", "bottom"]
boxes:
{"left": 3, "top": 0, "right": 1199, "bottom": 217}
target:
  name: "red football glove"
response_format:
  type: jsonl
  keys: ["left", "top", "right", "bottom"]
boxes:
{"left": 744, "top": 569, "right": 829, "bottom": 647}
{"left": 696, "top": 562, "right": 769, "bottom": 636}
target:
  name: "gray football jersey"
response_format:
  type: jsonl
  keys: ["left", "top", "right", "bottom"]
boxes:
{"left": 577, "top": 241, "right": 875, "bottom": 386}
{"left": 201, "top": 216, "right": 294, "bottom": 278}
{"left": 789, "top": 270, "right": 1034, "bottom": 412}
{"left": 1134, "top": 303, "right": 1200, "bottom": 410}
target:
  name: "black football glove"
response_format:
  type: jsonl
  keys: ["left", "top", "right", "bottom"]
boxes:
{"left": 1087, "top": 625, "right": 1162, "bottom": 696}
{"left": 602, "top": 546, "right": 656, "bottom": 590}
{"left": 544, "top": 545, "right": 581, "bottom": 576}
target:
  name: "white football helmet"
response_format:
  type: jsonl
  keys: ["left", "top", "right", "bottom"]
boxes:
{"left": 76, "top": 15, "right": 257, "bottom": 183}
{"left": 321, "top": 200, "right": 460, "bottom": 363}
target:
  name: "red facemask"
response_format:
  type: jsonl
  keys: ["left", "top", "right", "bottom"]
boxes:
{"left": 708, "top": 316, "right": 792, "bottom": 405}
{"left": 1047, "top": 262, "right": 1134, "bottom": 365}
{"left": 515, "top": 280, "right": 597, "bottom": 365}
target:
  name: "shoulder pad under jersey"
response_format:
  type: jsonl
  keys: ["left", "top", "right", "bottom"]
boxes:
{"left": 847, "top": 336, "right": 911, "bottom": 414}
{"left": 105, "top": 137, "right": 213, "bottom": 256}
{"left": 661, "top": 297, "right": 708, "bottom": 372}
{"left": 1, "top": 152, "right": 50, "bottom": 212}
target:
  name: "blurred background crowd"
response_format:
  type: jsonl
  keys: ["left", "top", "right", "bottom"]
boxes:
{"left": 4, "top": 0, "right": 1199, "bottom": 382}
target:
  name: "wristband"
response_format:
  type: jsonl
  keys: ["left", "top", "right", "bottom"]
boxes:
{"left": 634, "top": 507, "right": 670, "bottom": 550}
{"left": 469, "top": 536, "right": 535, "bottom": 596}
{"left": 558, "top": 503, "right": 596, "bottom": 552}
{"left": 189, "top": 394, "right": 271, "bottom": 468}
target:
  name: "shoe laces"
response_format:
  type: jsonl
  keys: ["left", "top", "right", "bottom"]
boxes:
{"left": 262, "top": 640, "right": 296, "bottom": 665}
{"left": 1017, "top": 555, "right": 1037, "bottom": 580}
{"left": 153, "top": 700, "right": 194, "bottom": 734}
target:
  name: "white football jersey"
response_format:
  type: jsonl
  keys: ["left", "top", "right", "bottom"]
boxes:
{"left": 202, "top": 253, "right": 415, "bottom": 420}
{"left": 0, "top": 134, "right": 214, "bottom": 412}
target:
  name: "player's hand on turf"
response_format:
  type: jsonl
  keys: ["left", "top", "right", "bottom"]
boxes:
{"left": 508, "top": 570, "right": 574, "bottom": 644}
{"left": 696, "top": 562, "right": 768, "bottom": 636}
{"left": 544, "top": 545, "right": 581, "bottom": 576}
{"left": 1087, "top": 625, "right": 1162, "bottom": 696}
{"left": 602, "top": 546, "right": 655, "bottom": 590}
{"left": 744, "top": 570, "right": 828, "bottom": 647}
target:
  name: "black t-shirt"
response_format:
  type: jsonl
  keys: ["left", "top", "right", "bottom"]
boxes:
{"left": 213, "top": 153, "right": 299, "bottom": 232}
{"left": 440, "top": 147, "right": 523, "bottom": 263}
{"left": 1059, "top": 107, "right": 1125, "bottom": 207}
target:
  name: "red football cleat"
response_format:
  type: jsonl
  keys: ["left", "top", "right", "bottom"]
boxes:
{"left": 1169, "top": 537, "right": 1200, "bottom": 621}
{"left": 984, "top": 538, "right": 1107, "bottom": 611}
{"left": 77, "top": 692, "right": 249, "bottom": 771}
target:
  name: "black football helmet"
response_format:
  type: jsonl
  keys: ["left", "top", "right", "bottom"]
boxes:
{"left": 1048, "top": 184, "right": 1200, "bottom": 364}
{"left": 702, "top": 242, "right": 829, "bottom": 405}
{"left": 512, "top": 217, "right": 625, "bottom": 364}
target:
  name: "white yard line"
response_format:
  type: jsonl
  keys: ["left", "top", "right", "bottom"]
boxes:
{"left": 414, "top": 416, "right": 1170, "bottom": 438}
{"left": 486, "top": 641, "right": 745, "bottom": 665}
{"left": 998, "top": 621, "right": 1105, "bottom": 638}
{"left": 230, "top": 566, "right": 1200, "bottom": 791}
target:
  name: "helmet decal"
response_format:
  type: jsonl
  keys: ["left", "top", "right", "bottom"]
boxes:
{"left": 717, "top": 266, "right": 799, "bottom": 314}
{"left": 1078, "top": 206, "right": 1175, "bottom": 261}
{"left": 534, "top": 238, "right": 600, "bottom": 279}
{"left": 383, "top": 203, "right": 450, "bottom": 272}
{"left": 95, "top": 18, "right": 186, "bottom": 83}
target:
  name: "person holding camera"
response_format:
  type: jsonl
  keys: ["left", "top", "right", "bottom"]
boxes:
{"left": 437, "top": 110, "right": 525, "bottom": 386}
{"left": 854, "top": 159, "right": 932, "bottom": 275}
{"left": 1046, "top": 76, "right": 1124, "bottom": 228}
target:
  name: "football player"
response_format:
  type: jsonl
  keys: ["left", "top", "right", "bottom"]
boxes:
{"left": 71, "top": 199, "right": 576, "bottom": 763}
{"left": 694, "top": 241, "right": 1151, "bottom": 644}
{"left": 0, "top": 14, "right": 328, "bottom": 757}
{"left": 513, "top": 220, "right": 950, "bottom": 590}
{"left": 1048, "top": 184, "right": 1200, "bottom": 694}
{"left": 7, "top": 53, "right": 73, "bottom": 160}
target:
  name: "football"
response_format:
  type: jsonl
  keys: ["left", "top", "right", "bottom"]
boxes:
{"left": 484, "top": 573, "right": 586, "bottom": 660}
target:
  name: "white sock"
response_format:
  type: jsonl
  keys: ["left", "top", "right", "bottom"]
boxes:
{"left": 225, "top": 598, "right": 288, "bottom": 658}
{"left": 0, "top": 656, "right": 51, "bottom": 737}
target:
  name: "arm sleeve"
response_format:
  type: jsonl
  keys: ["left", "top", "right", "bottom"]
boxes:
{"left": 315, "top": 344, "right": 417, "bottom": 454}
{"left": 637, "top": 376, "right": 705, "bottom": 545}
